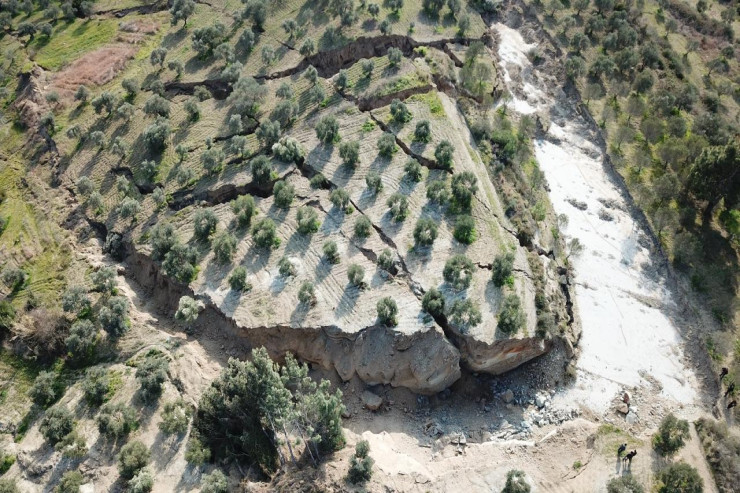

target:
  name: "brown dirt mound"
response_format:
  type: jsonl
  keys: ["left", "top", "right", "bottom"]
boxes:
{"left": 50, "top": 44, "right": 137, "bottom": 99}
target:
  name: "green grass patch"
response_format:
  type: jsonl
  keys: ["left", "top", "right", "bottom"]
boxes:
{"left": 595, "top": 424, "right": 643, "bottom": 457}
{"left": 408, "top": 91, "right": 444, "bottom": 116}
{"left": 375, "top": 71, "right": 427, "bottom": 98}
{"left": 31, "top": 18, "right": 120, "bottom": 71}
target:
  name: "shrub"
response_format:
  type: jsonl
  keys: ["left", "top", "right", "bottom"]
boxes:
{"left": 361, "top": 59, "right": 375, "bottom": 77}
{"left": 413, "top": 120, "right": 431, "bottom": 142}
{"left": 99, "top": 296, "right": 129, "bottom": 337}
{"left": 272, "top": 136, "right": 304, "bottom": 163}
{"left": 451, "top": 171, "right": 478, "bottom": 210}
{"left": 118, "top": 197, "right": 141, "bottom": 221}
{"left": 184, "top": 435, "right": 211, "bottom": 465}
{"left": 273, "top": 180, "right": 295, "bottom": 209}
{"left": 304, "top": 65, "right": 319, "bottom": 84}
{"left": 366, "top": 171, "right": 383, "bottom": 194}
{"left": 298, "top": 281, "right": 316, "bottom": 306}
{"left": 657, "top": 462, "right": 702, "bottom": 493}
{"left": 143, "top": 117, "right": 171, "bottom": 152}
{"left": 653, "top": 414, "right": 690, "bottom": 456}
{"left": 117, "top": 441, "right": 150, "bottom": 479}
{"left": 0, "top": 479, "right": 18, "bottom": 493}
{"left": 65, "top": 319, "right": 97, "bottom": 363}
{"left": 413, "top": 218, "right": 438, "bottom": 247}
{"left": 498, "top": 294, "right": 525, "bottom": 335}
{"left": 606, "top": 475, "right": 644, "bottom": 493}
{"left": 175, "top": 296, "right": 199, "bottom": 324}
{"left": 192, "top": 23, "right": 225, "bottom": 57}
{"left": 61, "top": 286, "right": 91, "bottom": 316}
{"left": 74, "top": 85, "right": 90, "bottom": 103}
{"left": 250, "top": 155, "right": 273, "bottom": 186}
{"left": 387, "top": 47, "right": 402, "bottom": 66}
{"left": 492, "top": 252, "right": 515, "bottom": 287}
{"left": 184, "top": 98, "right": 200, "bottom": 121}
{"left": 128, "top": 468, "right": 153, "bottom": 493}
{"left": 376, "top": 297, "right": 398, "bottom": 326}
{"left": 0, "top": 301, "right": 11, "bottom": 333}
{"left": 426, "top": 180, "right": 450, "bottom": 204}
{"left": 163, "top": 243, "right": 198, "bottom": 283}
{"left": 316, "top": 116, "right": 340, "bottom": 143}
{"left": 454, "top": 215, "right": 476, "bottom": 244}
{"left": 40, "top": 406, "right": 74, "bottom": 445}
{"left": 82, "top": 367, "right": 111, "bottom": 406}
{"left": 213, "top": 231, "right": 237, "bottom": 264}
{"left": 56, "top": 471, "right": 85, "bottom": 493}
{"left": 278, "top": 257, "right": 297, "bottom": 277}
{"left": 347, "top": 440, "right": 374, "bottom": 484}
{"left": 339, "top": 140, "right": 360, "bottom": 167}
{"left": 386, "top": 193, "right": 409, "bottom": 222}
{"left": 201, "top": 148, "right": 224, "bottom": 174}
{"left": 448, "top": 298, "right": 482, "bottom": 332}
{"left": 144, "top": 95, "right": 169, "bottom": 117}
{"left": 29, "top": 371, "right": 60, "bottom": 407}
{"left": 390, "top": 99, "right": 412, "bottom": 123}
{"left": 377, "top": 132, "right": 397, "bottom": 157}
{"left": 347, "top": 264, "right": 365, "bottom": 287}
{"left": 89, "top": 131, "right": 105, "bottom": 148}
{"left": 159, "top": 399, "right": 192, "bottom": 435}
{"left": 228, "top": 266, "right": 251, "bottom": 292}
{"left": 377, "top": 249, "right": 395, "bottom": 274}
{"left": 435, "top": 140, "right": 455, "bottom": 169}
{"left": 354, "top": 216, "right": 372, "bottom": 238}
{"left": 97, "top": 402, "right": 138, "bottom": 439}
{"left": 231, "top": 195, "right": 256, "bottom": 229}
{"left": 201, "top": 470, "right": 228, "bottom": 493}
{"left": 422, "top": 288, "right": 445, "bottom": 317}
{"left": 135, "top": 354, "right": 169, "bottom": 402}
{"left": 149, "top": 223, "right": 176, "bottom": 261}
{"left": 330, "top": 189, "right": 351, "bottom": 211}
{"left": 323, "top": 241, "right": 340, "bottom": 264}
{"left": 252, "top": 218, "right": 280, "bottom": 249}
{"left": 404, "top": 159, "right": 423, "bottom": 181}
{"left": 76, "top": 176, "right": 94, "bottom": 196}
{"left": 194, "top": 209, "right": 218, "bottom": 240}
{"left": 296, "top": 207, "right": 320, "bottom": 234}
{"left": 443, "top": 255, "right": 474, "bottom": 290}
{"left": 91, "top": 266, "right": 116, "bottom": 293}
{"left": 502, "top": 469, "right": 531, "bottom": 493}
{"left": 1, "top": 267, "right": 26, "bottom": 291}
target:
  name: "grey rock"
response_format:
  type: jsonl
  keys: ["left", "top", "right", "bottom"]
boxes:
{"left": 361, "top": 390, "right": 383, "bottom": 411}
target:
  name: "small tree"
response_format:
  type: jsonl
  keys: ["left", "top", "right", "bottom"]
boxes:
{"left": 498, "top": 293, "right": 525, "bottom": 335}
{"left": 316, "top": 115, "right": 340, "bottom": 144}
{"left": 323, "top": 241, "right": 340, "bottom": 264}
{"left": 150, "top": 48, "right": 168, "bottom": 69}
{"left": 435, "top": 140, "right": 455, "bottom": 169}
{"left": 390, "top": 99, "right": 412, "bottom": 123}
{"left": 387, "top": 47, "right": 402, "bottom": 67}
{"left": 454, "top": 215, "right": 476, "bottom": 244}
{"left": 414, "top": 120, "right": 431, "bottom": 142}
{"left": 65, "top": 319, "right": 97, "bottom": 364}
{"left": 57, "top": 471, "right": 85, "bottom": 493}
{"left": 229, "top": 266, "right": 251, "bottom": 292}
{"left": 377, "top": 132, "right": 397, "bottom": 157}
{"left": 135, "top": 354, "right": 169, "bottom": 402}
{"left": 40, "top": 406, "right": 74, "bottom": 445}
{"left": 339, "top": 140, "right": 360, "bottom": 167}
{"left": 278, "top": 257, "right": 297, "bottom": 277}
{"left": 231, "top": 194, "right": 256, "bottom": 228}
{"left": 376, "top": 297, "right": 398, "bottom": 327}
{"left": 163, "top": 244, "right": 198, "bottom": 283}
{"left": 296, "top": 207, "right": 320, "bottom": 235}
{"left": 175, "top": 296, "right": 200, "bottom": 324}
{"left": 347, "top": 264, "right": 365, "bottom": 287}
{"left": 347, "top": 440, "right": 374, "bottom": 484}
{"left": 61, "top": 286, "right": 91, "bottom": 316}
{"left": 170, "top": 0, "right": 195, "bottom": 26}
{"left": 330, "top": 189, "right": 351, "bottom": 212}
{"left": 361, "top": 59, "right": 374, "bottom": 77}
{"left": 354, "top": 216, "right": 372, "bottom": 238}
{"left": 117, "top": 441, "right": 150, "bottom": 479}
{"left": 273, "top": 180, "right": 295, "bottom": 209}
{"left": 335, "top": 69, "right": 349, "bottom": 91}
{"left": 143, "top": 117, "right": 171, "bottom": 152}
{"left": 159, "top": 399, "right": 192, "bottom": 435}
{"left": 404, "top": 159, "right": 423, "bottom": 181}
{"left": 213, "top": 231, "right": 237, "bottom": 264}
{"left": 386, "top": 193, "right": 409, "bottom": 222}
{"left": 657, "top": 463, "right": 702, "bottom": 493}
{"left": 451, "top": 171, "right": 478, "bottom": 210}
{"left": 74, "top": 85, "right": 90, "bottom": 103}
{"left": 366, "top": 171, "right": 383, "bottom": 194}
{"left": 413, "top": 218, "right": 438, "bottom": 247}
{"left": 653, "top": 414, "right": 690, "bottom": 457}
{"left": 29, "top": 371, "right": 60, "bottom": 407}
{"left": 97, "top": 402, "right": 138, "bottom": 439}
{"left": 443, "top": 255, "right": 474, "bottom": 290}
{"left": 193, "top": 208, "right": 218, "bottom": 240}
{"left": 606, "top": 475, "right": 644, "bottom": 493}
{"left": 252, "top": 218, "right": 280, "bottom": 249}
{"left": 448, "top": 298, "right": 482, "bottom": 332}
{"left": 82, "top": 367, "right": 110, "bottom": 406}
{"left": 298, "top": 281, "right": 316, "bottom": 306}
{"left": 492, "top": 252, "right": 515, "bottom": 287}
{"left": 250, "top": 155, "right": 273, "bottom": 186}
{"left": 422, "top": 288, "right": 445, "bottom": 317}
{"left": 502, "top": 469, "right": 531, "bottom": 493}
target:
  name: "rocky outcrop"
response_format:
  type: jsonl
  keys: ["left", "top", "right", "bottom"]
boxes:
{"left": 454, "top": 334, "right": 551, "bottom": 374}
{"left": 125, "top": 248, "right": 461, "bottom": 394}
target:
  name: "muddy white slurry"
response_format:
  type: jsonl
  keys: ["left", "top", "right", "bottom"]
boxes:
{"left": 493, "top": 23, "right": 699, "bottom": 413}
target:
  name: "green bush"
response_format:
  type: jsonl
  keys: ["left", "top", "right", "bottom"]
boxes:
{"left": 97, "top": 402, "right": 138, "bottom": 439}
{"left": 228, "top": 267, "right": 251, "bottom": 292}
{"left": 377, "top": 132, "right": 397, "bottom": 157}
{"left": 278, "top": 257, "right": 297, "bottom": 277}
{"left": 606, "top": 475, "right": 644, "bottom": 493}
{"left": 99, "top": 296, "right": 130, "bottom": 337}
{"left": 212, "top": 231, "right": 237, "bottom": 264}
{"left": 413, "top": 218, "right": 438, "bottom": 247}
{"left": 404, "top": 158, "right": 423, "bottom": 181}
{"left": 0, "top": 301, "right": 13, "bottom": 333}
{"left": 82, "top": 367, "right": 111, "bottom": 406}
{"left": 498, "top": 294, "right": 525, "bottom": 335}
{"left": 231, "top": 195, "right": 257, "bottom": 229}
{"left": 298, "top": 281, "right": 316, "bottom": 306}
{"left": 0, "top": 479, "right": 18, "bottom": 493}
{"left": 422, "top": 288, "right": 445, "bottom": 317}
{"left": 354, "top": 216, "right": 372, "bottom": 238}
{"left": 316, "top": 115, "right": 340, "bottom": 143}
{"left": 377, "top": 249, "right": 395, "bottom": 273}
{"left": 454, "top": 215, "right": 476, "bottom": 244}
{"left": 390, "top": 99, "right": 412, "bottom": 123}
{"left": 127, "top": 468, "right": 153, "bottom": 493}
{"left": 492, "top": 252, "right": 515, "bottom": 287}
{"left": 330, "top": 189, "right": 351, "bottom": 212}
{"left": 201, "top": 469, "right": 228, "bottom": 493}
{"left": 435, "top": 140, "right": 455, "bottom": 169}
{"left": 346, "top": 440, "right": 374, "bottom": 484}
{"left": 159, "top": 399, "right": 192, "bottom": 435}
{"left": 29, "top": 371, "right": 61, "bottom": 407}
{"left": 184, "top": 435, "right": 211, "bottom": 465}
{"left": 376, "top": 297, "right": 398, "bottom": 326}
{"left": 339, "top": 140, "right": 360, "bottom": 167}
{"left": 296, "top": 207, "right": 320, "bottom": 235}
{"left": 451, "top": 171, "right": 478, "bottom": 210}
{"left": 414, "top": 120, "right": 431, "bottom": 142}
{"left": 193, "top": 209, "right": 218, "bottom": 241}
{"left": 135, "top": 354, "right": 169, "bottom": 402}
{"left": 117, "top": 441, "right": 150, "bottom": 479}
{"left": 657, "top": 462, "right": 702, "bottom": 493}
{"left": 347, "top": 264, "right": 365, "bottom": 287}
{"left": 443, "top": 255, "right": 474, "bottom": 291}
{"left": 1, "top": 267, "right": 26, "bottom": 292}
{"left": 426, "top": 180, "right": 449, "bottom": 204}
{"left": 448, "top": 298, "right": 482, "bottom": 332}
{"left": 386, "top": 194, "right": 409, "bottom": 222}
{"left": 252, "top": 218, "right": 280, "bottom": 249}
{"left": 501, "top": 469, "right": 530, "bottom": 493}
{"left": 273, "top": 180, "right": 295, "bottom": 209}
{"left": 653, "top": 414, "right": 690, "bottom": 457}
{"left": 55, "top": 470, "right": 84, "bottom": 493}
{"left": 323, "top": 241, "right": 340, "bottom": 264}
{"left": 366, "top": 171, "right": 383, "bottom": 194}
{"left": 40, "top": 406, "right": 74, "bottom": 445}
{"left": 0, "top": 449, "right": 14, "bottom": 475}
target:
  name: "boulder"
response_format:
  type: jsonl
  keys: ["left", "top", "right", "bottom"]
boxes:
{"left": 503, "top": 389, "right": 514, "bottom": 403}
{"left": 616, "top": 403, "right": 629, "bottom": 415}
{"left": 535, "top": 393, "right": 547, "bottom": 408}
{"left": 361, "top": 390, "right": 383, "bottom": 411}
